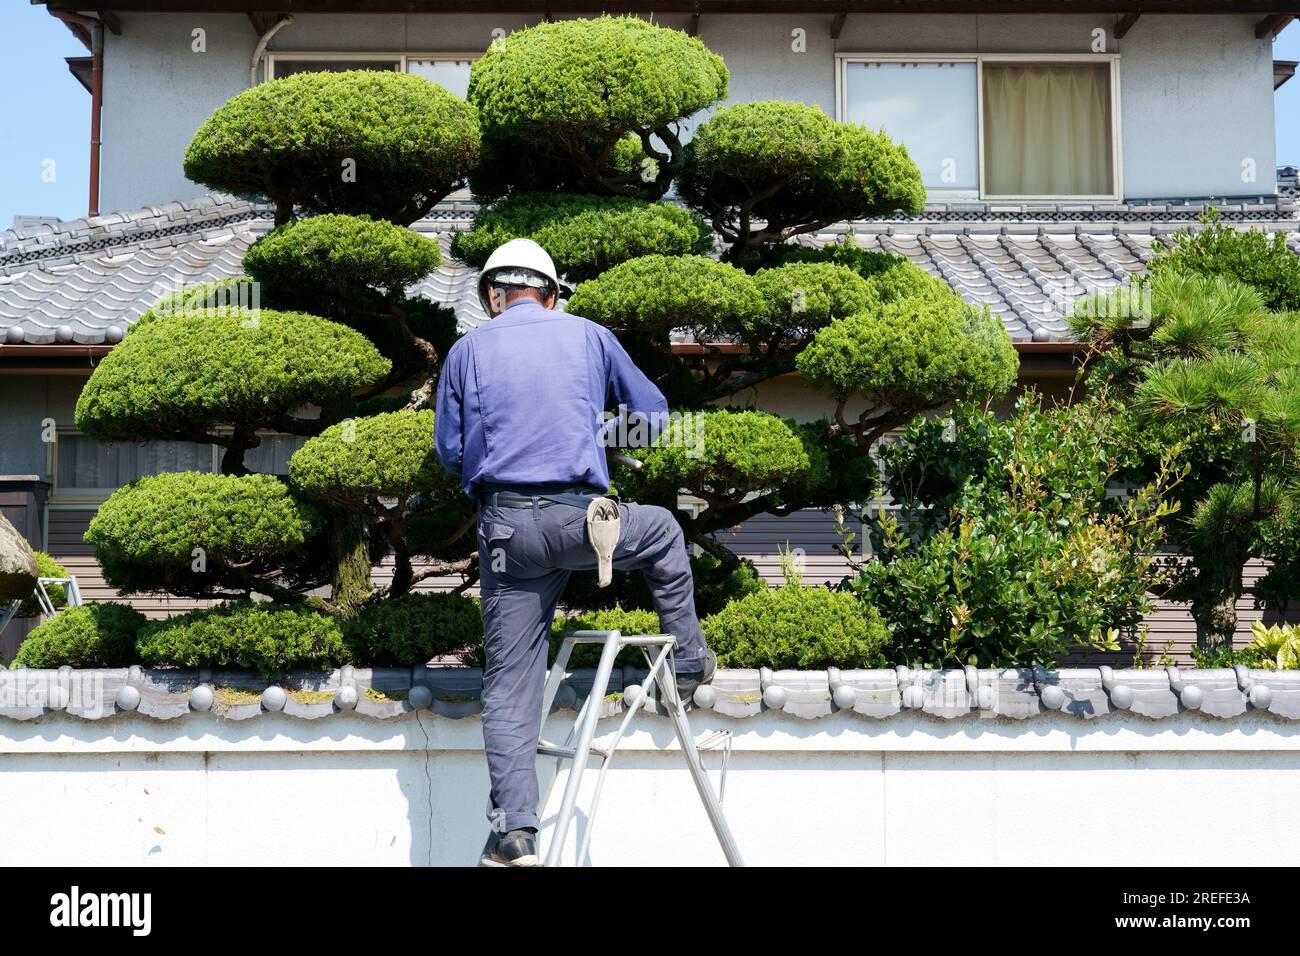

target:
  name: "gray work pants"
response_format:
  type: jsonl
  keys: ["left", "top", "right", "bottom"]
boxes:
{"left": 476, "top": 498, "right": 708, "bottom": 833}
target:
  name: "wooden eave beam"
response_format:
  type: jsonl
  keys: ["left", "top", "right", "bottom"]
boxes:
{"left": 1114, "top": 12, "right": 1140, "bottom": 38}
{"left": 831, "top": 11, "right": 848, "bottom": 38}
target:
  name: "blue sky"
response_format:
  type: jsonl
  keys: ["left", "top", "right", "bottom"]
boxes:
{"left": 0, "top": 6, "right": 1297, "bottom": 227}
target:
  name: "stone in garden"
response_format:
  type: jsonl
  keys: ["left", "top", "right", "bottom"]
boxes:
{"left": 0, "top": 511, "right": 38, "bottom": 602}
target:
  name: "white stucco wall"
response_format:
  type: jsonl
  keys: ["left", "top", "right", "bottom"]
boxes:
{"left": 97, "top": 12, "right": 1277, "bottom": 214}
{"left": 1, "top": 710, "right": 1296, "bottom": 866}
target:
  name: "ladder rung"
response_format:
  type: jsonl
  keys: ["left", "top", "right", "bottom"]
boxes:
{"left": 538, "top": 742, "right": 610, "bottom": 760}
{"left": 565, "top": 632, "right": 675, "bottom": 647}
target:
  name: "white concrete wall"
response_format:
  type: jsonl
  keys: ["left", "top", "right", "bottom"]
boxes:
{"left": 97, "top": 12, "right": 1277, "bottom": 213}
{"left": 1, "top": 710, "right": 1296, "bottom": 866}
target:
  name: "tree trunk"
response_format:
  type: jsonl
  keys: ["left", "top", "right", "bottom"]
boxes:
{"left": 329, "top": 514, "right": 371, "bottom": 613}
{"left": 1189, "top": 558, "right": 1245, "bottom": 656}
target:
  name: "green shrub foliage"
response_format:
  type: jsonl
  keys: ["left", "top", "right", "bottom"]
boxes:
{"left": 184, "top": 70, "right": 480, "bottom": 224}
{"left": 136, "top": 602, "right": 347, "bottom": 672}
{"left": 86, "top": 473, "right": 322, "bottom": 597}
{"left": 679, "top": 101, "right": 925, "bottom": 262}
{"left": 451, "top": 193, "right": 712, "bottom": 283}
{"left": 467, "top": 17, "right": 726, "bottom": 199}
{"left": 244, "top": 214, "right": 442, "bottom": 299}
{"left": 1150, "top": 211, "right": 1300, "bottom": 312}
{"left": 13, "top": 603, "right": 146, "bottom": 669}
{"left": 702, "top": 585, "right": 890, "bottom": 669}
{"left": 343, "top": 593, "right": 483, "bottom": 667}
{"left": 289, "top": 410, "right": 458, "bottom": 508}
{"left": 550, "top": 606, "right": 663, "bottom": 667}
{"left": 850, "top": 398, "right": 1180, "bottom": 668}
{"left": 559, "top": 552, "right": 764, "bottom": 619}
{"left": 15, "top": 552, "right": 69, "bottom": 618}
{"left": 74, "top": 307, "right": 389, "bottom": 449}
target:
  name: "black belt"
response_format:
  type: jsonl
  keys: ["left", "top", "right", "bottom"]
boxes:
{"left": 478, "top": 484, "right": 610, "bottom": 510}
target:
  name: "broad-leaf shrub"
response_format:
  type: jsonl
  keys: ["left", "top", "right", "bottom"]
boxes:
{"left": 702, "top": 585, "right": 890, "bottom": 669}
{"left": 136, "top": 602, "right": 347, "bottom": 672}
{"left": 343, "top": 593, "right": 484, "bottom": 667}
{"left": 1150, "top": 211, "right": 1300, "bottom": 312}
{"left": 851, "top": 398, "right": 1180, "bottom": 668}
{"left": 13, "top": 603, "right": 146, "bottom": 668}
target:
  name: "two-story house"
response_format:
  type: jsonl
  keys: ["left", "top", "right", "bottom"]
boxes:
{"left": 2, "top": 1, "right": 1298, "bottom": 661}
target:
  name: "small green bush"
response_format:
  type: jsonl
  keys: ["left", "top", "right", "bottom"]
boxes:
{"left": 344, "top": 593, "right": 483, "bottom": 667}
{"left": 184, "top": 70, "right": 480, "bottom": 223}
{"left": 749, "top": 262, "right": 879, "bottom": 345}
{"left": 136, "top": 602, "right": 347, "bottom": 672}
{"left": 451, "top": 193, "right": 712, "bottom": 283}
{"left": 74, "top": 307, "right": 389, "bottom": 442}
{"left": 550, "top": 606, "right": 662, "bottom": 667}
{"left": 1150, "top": 212, "right": 1300, "bottom": 312}
{"left": 702, "top": 585, "right": 890, "bottom": 669}
{"left": 762, "top": 239, "right": 952, "bottom": 304}
{"left": 15, "top": 552, "right": 69, "bottom": 618}
{"left": 13, "top": 603, "right": 146, "bottom": 668}
{"left": 244, "top": 214, "right": 442, "bottom": 298}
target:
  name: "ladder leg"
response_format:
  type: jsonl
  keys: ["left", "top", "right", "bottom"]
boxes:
{"left": 542, "top": 630, "right": 622, "bottom": 866}
{"left": 654, "top": 659, "right": 746, "bottom": 868}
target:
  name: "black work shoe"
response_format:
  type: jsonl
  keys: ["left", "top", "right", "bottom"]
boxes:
{"left": 480, "top": 828, "right": 540, "bottom": 867}
{"left": 673, "top": 649, "right": 718, "bottom": 703}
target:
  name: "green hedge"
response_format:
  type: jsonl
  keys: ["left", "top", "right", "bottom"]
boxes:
{"left": 550, "top": 606, "right": 662, "bottom": 667}
{"left": 1150, "top": 212, "right": 1300, "bottom": 312}
{"left": 451, "top": 193, "right": 712, "bottom": 283}
{"left": 702, "top": 585, "right": 890, "bottom": 669}
{"left": 136, "top": 602, "right": 348, "bottom": 672}
{"left": 344, "top": 593, "right": 483, "bottom": 667}
{"left": 12, "top": 603, "right": 146, "bottom": 669}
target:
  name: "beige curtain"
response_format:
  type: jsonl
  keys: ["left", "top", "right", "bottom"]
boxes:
{"left": 983, "top": 64, "right": 1113, "bottom": 196}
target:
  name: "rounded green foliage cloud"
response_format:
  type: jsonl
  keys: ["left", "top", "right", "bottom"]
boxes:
{"left": 75, "top": 308, "right": 390, "bottom": 441}
{"left": 566, "top": 254, "right": 763, "bottom": 340}
{"left": 451, "top": 193, "right": 712, "bottom": 283}
{"left": 289, "top": 410, "right": 460, "bottom": 507}
{"left": 184, "top": 70, "right": 480, "bottom": 223}
{"left": 244, "top": 215, "right": 442, "bottom": 298}
{"left": 86, "top": 472, "right": 321, "bottom": 595}
{"left": 797, "top": 295, "right": 1018, "bottom": 412}
{"left": 136, "top": 601, "right": 347, "bottom": 672}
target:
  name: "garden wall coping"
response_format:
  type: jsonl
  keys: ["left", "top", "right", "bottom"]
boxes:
{"left": 0, "top": 663, "right": 1295, "bottom": 724}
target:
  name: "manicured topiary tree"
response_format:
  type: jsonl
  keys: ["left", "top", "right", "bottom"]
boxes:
{"left": 82, "top": 66, "right": 480, "bottom": 615}
{"left": 451, "top": 17, "right": 1015, "bottom": 588}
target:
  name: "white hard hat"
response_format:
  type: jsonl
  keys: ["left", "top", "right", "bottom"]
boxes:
{"left": 478, "top": 237, "right": 560, "bottom": 315}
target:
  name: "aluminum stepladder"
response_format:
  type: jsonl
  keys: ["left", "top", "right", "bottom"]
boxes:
{"left": 0, "top": 575, "right": 84, "bottom": 638}
{"left": 479, "top": 629, "right": 744, "bottom": 867}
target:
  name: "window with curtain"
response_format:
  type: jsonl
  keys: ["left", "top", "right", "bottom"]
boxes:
{"left": 843, "top": 61, "right": 979, "bottom": 191}
{"left": 982, "top": 63, "right": 1114, "bottom": 197}
{"left": 270, "top": 58, "right": 401, "bottom": 79}
{"left": 55, "top": 436, "right": 217, "bottom": 492}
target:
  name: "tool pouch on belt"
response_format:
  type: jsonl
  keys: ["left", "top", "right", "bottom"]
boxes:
{"left": 585, "top": 497, "right": 622, "bottom": 587}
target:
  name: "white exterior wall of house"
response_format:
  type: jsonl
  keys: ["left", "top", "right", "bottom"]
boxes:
{"left": 0, "top": 709, "right": 1297, "bottom": 866}
{"left": 99, "top": 12, "right": 1278, "bottom": 214}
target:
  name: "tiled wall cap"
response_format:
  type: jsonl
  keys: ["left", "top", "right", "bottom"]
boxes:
{"left": 624, "top": 683, "right": 648, "bottom": 709}
{"left": 261, "top": 686, "right": 287, "bottom": 712}
{"left": 114, "top": 685, "right": 141, "bottom": 711}
{"left": 1039, "top": 683, "right": 1067, "bottom": 710}
{"left": 554, "top": 683, "right": 578, "bottom": 711}
{"left": 408, "top": 683, "right": 433, "bottom": 710}
{"left": 763, "top": 684, "right": 789, "bottom": 710}
{"left": 189, "top": 685, "right": 214, "bottom": 712}
{"left": 334, "top": 683, "right": 358, "bottom": 710}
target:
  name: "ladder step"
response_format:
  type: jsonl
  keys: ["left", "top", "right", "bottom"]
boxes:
{"left": 538, "top": 741, "right": 610, "bottom": 760}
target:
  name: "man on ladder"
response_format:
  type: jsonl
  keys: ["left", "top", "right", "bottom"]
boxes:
{"left": 434, "top": 238, "right": 719, "bottom": 867}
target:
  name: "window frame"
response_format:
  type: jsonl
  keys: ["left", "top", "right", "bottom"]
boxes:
{"left": 263, "top": 51, "right": 481, "bottom": 85}
{"left": 835, "top": 52, "right": 1124, "bottom": 202}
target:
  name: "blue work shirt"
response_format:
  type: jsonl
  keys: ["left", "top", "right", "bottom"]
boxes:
{"left": 434, "top": 299, "right": 668, "bottom": 499}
